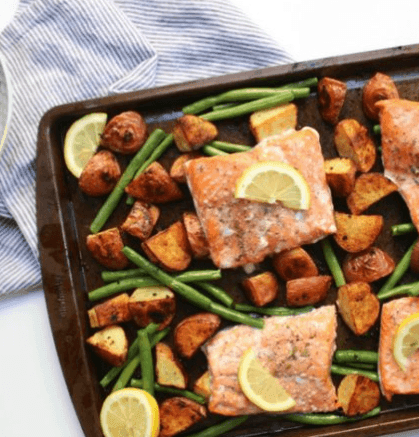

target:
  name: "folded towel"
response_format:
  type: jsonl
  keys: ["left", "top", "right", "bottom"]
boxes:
{"left": 0, "top": 0, "right": 292, "bottom": 299}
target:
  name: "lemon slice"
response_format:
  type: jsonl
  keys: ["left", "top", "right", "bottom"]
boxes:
{"left": 235, "top": 161, "right": 310, "bottom": 210}
{"left": 63, "top": 112, "right": 107, "bottom": 178}
{"left": 100, "top": 388, "right": 160, "bottom": 437}
{"left": 238, "top": 348, "right": 296, "bottom": 412}
{"left": 393, "top": 312, "right": 419, "bottom": 372}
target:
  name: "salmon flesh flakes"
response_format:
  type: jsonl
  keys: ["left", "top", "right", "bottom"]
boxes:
{"left": 184, "top": 128, "right": 336, "bottom": 269}
{"left": 204, "top": 305, "right": 339, "bottom": 415}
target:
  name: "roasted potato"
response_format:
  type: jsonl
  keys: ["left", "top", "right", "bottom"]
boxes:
{"left": 272, "top": 246, "right": 318, "bottom": 281}
{"left": 86, "top": 325, "right": 128, "bottom": 367}
{"left": 100, "top": 111, "right": 147, "bottom": 154}
{"left": 88, "top": 293, "right": 132, "bottom": 328}
{"left": 78, "top": 150, "right": 121, "bottom": 196}
{"left": 159, "top": 397, "right": 207, "bottom": 437}
{"left": 155, "top": 342, "right": 188, "bottom": 389}
{"left": 128, "top": 286, "right": 176, "bottom": 330}
{"left": 120, "top": 201, "right": 160, "bottom": 241}
{"left": 125, "top": 161, "right": 183, "bottom": 203}
{"left": 142, "top": 221, "right": 192, "bottom": 272}
{"left": 242, "top": 271, "right": 280, "bottom": 307}
{"left": 362, "top": 72, "right": 399, "bottom": 120}
{"left": 193, "top": 371, "right": 211, "bottom": 400}
{"left": 174, "top": 313, "right": 221, "bottom": 359}
{"left": 318, "top": 77, "right": 347, "bottom": 124}
{"left": 324, "top": 157, "right": 357, "bottom": 197}
{"left": 286, "top": 275, "right": 332, "bottom": 307}
{"left": 86, "top": 227, "right": 129, "bottom": 269}
{"left": 347, "top": 172, "right": 398, "bottom": 214}
{"left": 333, "top": 212, "right": 384, "bottom": 253}
{"left": 249, "top": 103, "right": 297, "bottom": 142}
{"left": 334, "top": 119, "right": 376, "bottom": 172}
{"left": 173, "top": 114, "right": 218, "bottom": 152}
{"left": 342, "top": 247, "right": 395, "bottom": 283}
{"left": 170, "top": 152, "right": 201, "bottom": 183}
{"left": 337, "top": 282, "right": 380, "bottom": 335}
{"left": 337, "top": 374, "right": 380, "bottom": 416}
{"left": 182, "top": 212, "right": 209, "bottom": 259}
{"left": 410, "top": 239, "right": 419, "bottom": 274}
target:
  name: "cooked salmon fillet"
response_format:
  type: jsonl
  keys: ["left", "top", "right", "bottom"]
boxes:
{"left": 204, "top": 305, "right": 338, "bottom": 415}
{"left": 378, "top": 297, "right": 419, "bottom": 401}
{"left": 377, "top": 99, "right": 419, "bottom": 230}
{"left": 184, "top": 128, "right": 336, "bottom": 269}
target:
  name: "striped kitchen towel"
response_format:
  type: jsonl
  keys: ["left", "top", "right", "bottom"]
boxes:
{"left": 0, "top": 0, "right": 292, "bottom": 299}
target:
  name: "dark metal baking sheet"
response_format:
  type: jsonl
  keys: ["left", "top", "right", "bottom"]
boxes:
{"left": 37, "top": 44, "right": 419, "bottom": 437}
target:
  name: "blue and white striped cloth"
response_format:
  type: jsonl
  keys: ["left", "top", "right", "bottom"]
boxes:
{"left": 0, "top": 0, "right": 292, "bottom": 299}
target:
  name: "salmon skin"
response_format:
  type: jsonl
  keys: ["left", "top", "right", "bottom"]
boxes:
{"left": 204, "top": 305, "right": 339, "bottom": 415}
{"left": 184, "top": 128, "right": 336, "bottom": 269}
{"left": 379, "top": 297, "right": 419, "bottom": 401}
{"left": 377, "top": 99, "right": 419, "bottom": 231}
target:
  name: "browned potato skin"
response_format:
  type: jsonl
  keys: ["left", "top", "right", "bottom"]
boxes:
{"left": 125, "top": 161, "right": 183, "bottom": 203}
{"left": 363, "top": 72, "right": 399, "bottom": 120}
{"left": 86, "top": 325, "right": 128, "bottom": 367}
{"left": 155, "top": 342, "right": 188, "bottom": 389}
{"left": 174, "top": 313, "right": 221, "bottom": 359}
{"left": 286, "top": 275, "right": 332, "bottom": 307}
{"left": 337, "top": 282, "right": 380, "bottom": 335}
{"left": 170, "top": 152, "right": 201, "bottom": 183}
{"left": 272, "top": 247, "right": 318, "bottom": 281}
{"left": 318, "top": 77, "right": 347, "bottom": 124}
{"left": 121, "top": 201, "right": 160, "bottom": 241}
{"left": 343, "top": 247, "right": 395, "bottom": 283}
{"left": 324, "top": 157, "right": 357, "bottom": 198}
{"left": 142, "top": 221, "right": 192, "bottom": 272}
{"left": 182, "top": 212, "right": 209, "bottom": 259}
{"left": 88, "top": 293, "right": 132, "bottom": 328}
{"left": 334, "top": 119, "right": 376, "bottom": 172}
{"left": 193, "top": 371, "right": 211, "bottom": 400}
{"left": 159, "top": 397, "right": 207, "bottom": 437}
{"left": 410, "top": 240, "right": 419, "bottom": 274}
{"left": 128, "top": 288, "right": 176, "bottom": 330}
{"left": 100, "top": 111, "right": 147, "bottom": 154}
{"left": 78, "top": 150, "right": 121, "bottom": 196}
{"left": 347, "top": 172, "right": 398, "bottom": 215}
{"left": 337, "top": 374, "right": 380, "bottom": 416}
{"left": 173, "top": 114, "right": 218, "bottom": 152}
{"left": 333, "top": 212, "right": 384, "bottom": 253}
{"left": 86, "top": 227, "right": 129, "bottom": 269}
{"left": 242, "top": 271, "right": 279, "bottom": 307}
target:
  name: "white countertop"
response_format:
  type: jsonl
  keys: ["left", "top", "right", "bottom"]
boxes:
{"left": 1, "top": 1, "right": 419, "bottom": 436}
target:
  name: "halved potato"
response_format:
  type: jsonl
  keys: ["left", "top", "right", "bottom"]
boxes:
{"left": 170, "top": 152, "right": 201, "bottom": 183}
{"left": 242, "top": 271, "right": 279, "bottom": 307}
{"left": 128, "top": 286, "right": 176, "bottom": 330}
{"left": 173, "top": 114, "right": 218, "bottom": 152}
{"left": 155, "top": 342, "right": 188, "bottom": 389}
{"left": 272, "top": 246, "right": 318, "bottom": 281}
{"left": 324, "top": 157, "right": 357, "bottom": 198}
{"left": 182, "top": 212, "right": 209, "bottom": 259}
{"left": 86, "top": 325, "right": 128, "bottom": 367}
{"left": 286, "top": 275, "right": 332, "bottom": 307}
{"left": 193, "top": 371, "right": 211, "bottom": 400}
{"left": 318, "top": 77, "right": 347, "bottom": 125}
{"left": 88, "top": 293, "right": 132, "bottom": 328}
{"left": 121, "top": 201, "right": 160, "bottom": 241}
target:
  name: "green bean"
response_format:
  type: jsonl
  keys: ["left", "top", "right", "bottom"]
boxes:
{"left": 321, "top": 238, "right": 346, "bottom": 287}
{"left": 89, "top": 129, "right": 166, "bottom": 233}
{"left": 391, "top": 223, "right": 416, "bottom": 236}
{"left": 101, "top": 268, "right": 146, "bottom": 282}
{"left": 212, "top": 103, "right": 236, "bottom": 111}
{"left": 137, "top": 329, "right": 154, "bottom": 396}
{"left": 331, "top": 364, "right": 379, "bottom": 382}
{"left": 341, "top": 362, "right": 377, "bottom": 370}
{"left": 130, "top": 379, "right": 206, "bottom": 404}
{"left": 208, "top": 141, "right": 251, "bottom": 153}
{"left": 184, "top": 416, "right": 249, "bottom": 437}
{"left": 122, "top": 246, "right": 264, "bottom": 329}
{"left": 334, "top": 350, "right": 378, "bottom": 364}
{"left": 377, "top": 240, "right": 417, "bottom": 298}
{"left": 234, "top": 303, "right": 314, "bottom": 316}
{"left": 377, "top": 280, "right": 419, "bottom": 301}
{"left": 277, "top": 77, "right": 318, "bottom": 90}
{"left": 373, "top": 124, "right": 381, "bottom": 135}
{"left": 197, "top": 282, "right": 234, "bottom": 307}
{"left": 284, "top": 407, "right": 380, "bottom": 426}
{"left": 202, "top": 145, "right": 228, "bottom": 156}
{"left": 200, "top": 91, "right": 294, "bottom": 122}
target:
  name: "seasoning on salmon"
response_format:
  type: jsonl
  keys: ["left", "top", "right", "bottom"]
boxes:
{"left": 204, "top": 305, "right": 339, "bottom": 416}
{"left": 378, "top": 297, "right": 419, "bottom": 401}
{"left": 184, "top": 128, "right": 336, "bottom": 269}
{"left": 376, "top": 99, "right": 419, "bottom": 231}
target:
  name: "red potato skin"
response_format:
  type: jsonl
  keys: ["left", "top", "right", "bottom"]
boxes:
{"left": 286, "top": 275, "right": 332, "bottom": 307}
{"left": 121, "top": 201, "right": 160, "bottom": 241}
{"left": 318, "top": 77, "right": 347, "bottom": 124}
{"left": 78, "top": 150, "right": 121, "bottom": 196}
{"left": 242, "top": 271, "right": 279, "bottom": 307}
{"left": 182, "top": 212, "right": 209, "bottom": 259}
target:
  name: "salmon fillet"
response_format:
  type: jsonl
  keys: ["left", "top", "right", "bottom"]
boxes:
{"left": 378, "top": 297, "right": 419, "bottom": 401}
{"left": 184, "top": 128, "right": 336, "bottom": 269}
{"left": 377, "top": 99, "right": 419, "bottom": 230}
{"left": 204, "top": 305, "right": 338, "bottom": 415}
